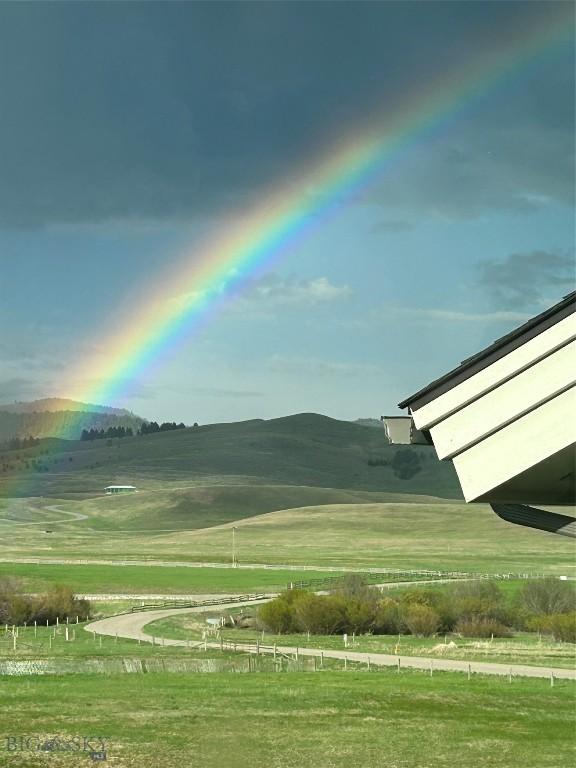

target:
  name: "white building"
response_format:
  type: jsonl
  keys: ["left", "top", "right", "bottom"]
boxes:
{"left": 383, "top": 291, "right": 575, "bottom": 537}
{"left": 104, "top": 485, "right": 137, "bottom": 494}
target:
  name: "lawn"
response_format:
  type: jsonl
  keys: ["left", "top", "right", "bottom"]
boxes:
{"left": 1, "top": 670, "right": 574, "bottom": 767}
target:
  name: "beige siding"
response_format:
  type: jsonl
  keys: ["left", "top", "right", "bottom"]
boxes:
{"left": 452, "top": 386, "right": 576, "bottom": 502}
{"left": 429, "top": 340, "right": 576, "bottom": 460}
{"left": 412, "top": 312, "right": 576, "bottom": 431}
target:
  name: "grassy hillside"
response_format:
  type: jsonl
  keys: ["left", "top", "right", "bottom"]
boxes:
{"left": 0, "top": 412, "right": 462, "bottom": 499}
{"left": 0, "top": 409, "right": 144, "bottom": 443}
{"left": 1, "top": 496, "right": 573, "bottom": 574}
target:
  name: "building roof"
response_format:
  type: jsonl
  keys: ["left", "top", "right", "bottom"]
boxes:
{"left": 398, "top": 291, "right": 576, "bottom": 412}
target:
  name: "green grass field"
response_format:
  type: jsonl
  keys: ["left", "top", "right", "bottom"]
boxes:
{"left": 0, "top": 562, "right": 333, "bottom": 595}
{"left": 1, "top": 671, "right": 574, "bottom": 768}
{"left": 1, "top": 498, "right": 574, "bottom": 573}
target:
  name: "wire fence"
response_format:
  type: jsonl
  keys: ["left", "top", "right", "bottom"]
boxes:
{"left": 127, "top": 570, "right": 548, "bottom": 613}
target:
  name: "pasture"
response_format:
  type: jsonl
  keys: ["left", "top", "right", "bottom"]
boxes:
{"left": 0, "top": 496, "right": 574, "bottom": 574}
{"left": 0, "top": 562, "right": 332, "bottom": 596}
{"left": 1, "top": 671, "right": 574, "bottom": 767}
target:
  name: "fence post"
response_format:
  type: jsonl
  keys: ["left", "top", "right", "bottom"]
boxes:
{"left": 344, "top": 656, "right": 348, "bottom": 671}
{"left": 467, "top": 663, "right": 471, "bottom": 681}
{"left": 550, "top": 672, "right": 554, "bottom": 688}
{"left": 508, "top": 667, "right": 512, "bottom": 684}
{"left": 397, "top": 658, "right": 401, "bottom": 674}
{"left": 367, "top": 656, "right": 371, "bottom": 673}
{"left": 321, "top": 651, "right": 324, "bottom": 669}
{"left": 429, "top": 660, "right": 433, "bottom": 677}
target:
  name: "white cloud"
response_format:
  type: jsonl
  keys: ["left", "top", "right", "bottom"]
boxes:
{"left": 244, "top": 274, "right": 352, "bottom": 306}
{"left": 406, "top": 308, "right": 533, "bottom": 323}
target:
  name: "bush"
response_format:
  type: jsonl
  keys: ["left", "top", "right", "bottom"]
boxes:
{"left": 293, "top": 594, "right": 347, "bottom": 635}
{"left": 0, "top": 578, "right": 90, "bottom": 626}
{"left": 258, "top": 589, "right": 306, "bottom": 633}
{"left": 528, "top": 612, "right": 576, "bottom": 643}
{"left": 455, "top": 617, "right": 512, "bottom": 638}
{"left": 373, "top": 598, "right": 403, "bottom": 635}
{"left": 402, "top": 604, "right": 441, "bottom": 637}
{"left": 341, "top": 597, "right": 376, "bottom": 634}
{"left": 520, "top": 578, "right": 576, "bottom": 616}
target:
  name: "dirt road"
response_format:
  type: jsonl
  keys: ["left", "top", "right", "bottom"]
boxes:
{"left": 84, "top": 603, "right": 576, "bottom": 681}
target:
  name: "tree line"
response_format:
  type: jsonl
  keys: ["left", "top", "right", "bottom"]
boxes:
{"left": 80, "top": 421, "right": 188, "bottom": 441}
{"left": 257, "top": 576, "right": 576, "bottom": 642}
{"left": 2, "top": 435, "right": 40, "bottom": 451}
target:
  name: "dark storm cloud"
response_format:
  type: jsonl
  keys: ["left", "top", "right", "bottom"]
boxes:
{"left": 0, "top": 2, "right": 572, "bottom": 227}
{"left": 477, "top": 251, "right": 575, "bottom": 308}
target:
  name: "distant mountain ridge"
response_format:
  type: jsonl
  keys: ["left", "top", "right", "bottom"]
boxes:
{"left": 0, "top": 398, "right": 134, "bottom": 416}
{"left": 0, "top": 399, "right": 144, "bottom": 442}
{"left": 354, "top": 418, "right": 382, "bottom": 429}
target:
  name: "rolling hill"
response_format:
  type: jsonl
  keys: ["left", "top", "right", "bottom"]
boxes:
{"left": 0, "top": 398, "right": 145, "bottom": 442}
{"left": 0, "top": 412, "right": 462, "bottom": 500}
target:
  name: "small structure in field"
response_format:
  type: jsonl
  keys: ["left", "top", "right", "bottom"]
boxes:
{"left": 104, "top": 485, "right": 137, "bottom": 495}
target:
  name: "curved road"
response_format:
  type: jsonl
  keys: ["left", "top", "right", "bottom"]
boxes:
{"left": 85, "top": 602, "right": 576, "bottom": 681}
{"left": 0, "top": 504, "right": 88, "bottom": 527}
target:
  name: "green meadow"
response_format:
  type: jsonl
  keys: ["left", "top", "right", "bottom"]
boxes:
{"left": 0, "top": 562, "right": 332, "bottom": 595}
{"left": 1, "top": 498, "right": 573, "bottom": 575}
{"left": 1, "top": 671, "right": 574, "bottom": 768}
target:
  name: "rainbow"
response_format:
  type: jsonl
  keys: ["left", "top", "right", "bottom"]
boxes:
{"left": 6, "top": 7, "right": 575, "bottom": 480}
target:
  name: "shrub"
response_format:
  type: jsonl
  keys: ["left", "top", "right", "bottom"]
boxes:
{"left": 258, "top": 589, "right": 306, "bottom": 633}
{"left": 258, "top": 599, "right": 296, "bottom": 633}
{"left": 293, "top": 594, "right": 347, "bottom": 635}
{"left": 373, "top": 598, "right": 403, "bottom": 635}
{"left": 529, "top": 612, "right": 576, "bottom": 643}
{"left": 455, "top": 617, "right": 512, "bottom": 638}
{"left": 402, "top": 604, "right": 441, "bottom": 637}
{"left": 520, "top": 578, "right": 576, "bottom": 616}
{"left": 0, "top": 579, "right": 90, "bottom": 626}
{"left": 341, "top": 597, "right": 375, "bottom": 634}
{"left": 335, "top": 574, "right": 374, "bottom": 601}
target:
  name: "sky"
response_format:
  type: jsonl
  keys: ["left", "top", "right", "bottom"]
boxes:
{"left": 0, "top": 1, "right": 574, "bottom": 425}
